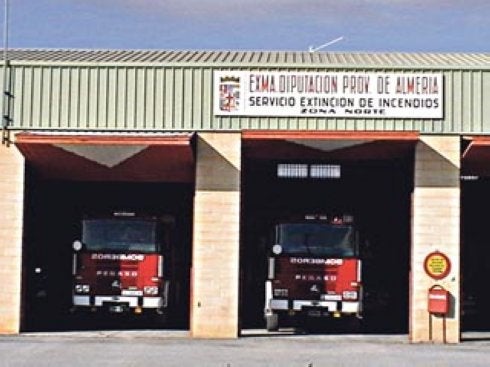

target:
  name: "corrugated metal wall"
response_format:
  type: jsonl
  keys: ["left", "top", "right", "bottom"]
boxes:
{"left": 2, "top": 64, "right": 490, "bottom": 134}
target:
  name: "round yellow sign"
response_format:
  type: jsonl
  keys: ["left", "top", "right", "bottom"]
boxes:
{"left": 424, "top": 251, "right": 451, "bottom": 280}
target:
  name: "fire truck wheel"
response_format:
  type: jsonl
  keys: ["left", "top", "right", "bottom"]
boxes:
{"left": 265, "top": 313, "right": 279, "bottom": 331}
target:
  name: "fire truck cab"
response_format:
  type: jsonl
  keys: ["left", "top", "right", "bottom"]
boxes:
{"left": 71, "top": 212, "right": 173, "bottom": 317}
{"left": 264, "top": 214, "right": 362, "bottom": 331}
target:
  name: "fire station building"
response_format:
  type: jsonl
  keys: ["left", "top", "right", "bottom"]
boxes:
{"left": 1, "top": 50, "right": 490, "bottom": 343}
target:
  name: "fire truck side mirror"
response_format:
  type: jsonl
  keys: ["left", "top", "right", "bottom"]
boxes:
{"left": 72, "top": 240, "right": 83, "bottom": 252}
{"left": 428, "top": 285, "right": 450, "bottom": 315}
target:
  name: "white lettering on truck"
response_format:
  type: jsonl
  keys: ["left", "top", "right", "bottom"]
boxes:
{"left": 91, "top": 254, "right": 145, "bottom": 261}
{"left": 96, "top": 270, "right": 138, "bottom": 277}
{"left": 294, "top": 274, "right": 338, "bottom": 281}
{"left": 290, "top": 258, "right": 343, "bottom": 265}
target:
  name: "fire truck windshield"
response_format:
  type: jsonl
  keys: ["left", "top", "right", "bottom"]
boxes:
{"left": 276, "top": 223, "right": 357, "bottom": 257}
{"left": 82, "top": 219, "right": 159, "bottom": 253}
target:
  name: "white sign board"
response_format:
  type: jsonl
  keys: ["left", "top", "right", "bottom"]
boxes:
{"left": 213, "top": 71, "right": 443, "bottom": 119}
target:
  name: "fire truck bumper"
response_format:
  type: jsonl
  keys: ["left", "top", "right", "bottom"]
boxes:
{"left": 73, "top": 295, "right": 164, "bottom": 309}
{"left": 269, "top": 299, "right": 360, "bottom": 314}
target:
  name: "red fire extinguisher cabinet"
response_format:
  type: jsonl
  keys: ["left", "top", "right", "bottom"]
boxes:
{"left": 428, "top": 285, "right": 449, "bottom": 315}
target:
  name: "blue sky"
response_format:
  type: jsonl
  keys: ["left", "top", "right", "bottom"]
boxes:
{"left": 6, "top": 0, "right": 490, "bottom": 52}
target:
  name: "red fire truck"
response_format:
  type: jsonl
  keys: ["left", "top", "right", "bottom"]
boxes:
{"left": 71, "top": 212, "right": 173, "bottom": 317}
{"left": 264, "top": 214, "right": 362, "bottom": 331}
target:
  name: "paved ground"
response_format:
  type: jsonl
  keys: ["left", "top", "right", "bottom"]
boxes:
{"left": 0, "top": 331, "right": 489, "bottom": 367}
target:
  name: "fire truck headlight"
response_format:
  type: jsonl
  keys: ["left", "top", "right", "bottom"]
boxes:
{"left": 273, "top": 288, "right": 288, "bottom": 297}
{"left": 342, "top": 291, "right": 358, "bottom": 300}
{"left": 144, "top": 286, "right": 159, "bottom": 295}
{"left": 82, "top": 285, "right": 90, "bottom": 293}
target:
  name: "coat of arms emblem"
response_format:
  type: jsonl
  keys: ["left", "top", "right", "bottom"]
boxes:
{"left": 219, "top": 76, "right": 240, "bottom": 112}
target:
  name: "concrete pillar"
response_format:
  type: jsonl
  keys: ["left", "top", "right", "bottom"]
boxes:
{"left": 191, "top": 132, "right": 241, "bottom": 338}
{"left": 0, "top": 145, "right": 25, "bottom": 334}
{"left": 410, "top": 136, "right": 460, "bottom": 343}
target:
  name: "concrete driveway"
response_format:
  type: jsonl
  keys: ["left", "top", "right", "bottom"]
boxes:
{"left": 0, "top": 331, "right": 489, "bottom": 367}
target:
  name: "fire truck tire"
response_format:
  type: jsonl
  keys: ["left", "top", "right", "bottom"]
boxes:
{"left": 266, "top": 314, "right": 279, "bottom": 331}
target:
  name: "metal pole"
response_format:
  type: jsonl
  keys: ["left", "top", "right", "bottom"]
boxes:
{"left": 429, "top": 312, "right": 432, "bottom": 341}
{"left": 3, "top": 0, "right": 8, "bottom": 62}
{"left": 2, "top": 0, "right": 8, "bottom": 101}
{"left": 308, "top": 36, "right": 344, "bottom": 53}
{"left": 2, "top": 0, "right": 9, "bottom": 146}
{"left": 443, "top": 315, "right": 447, "bottom": 344}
